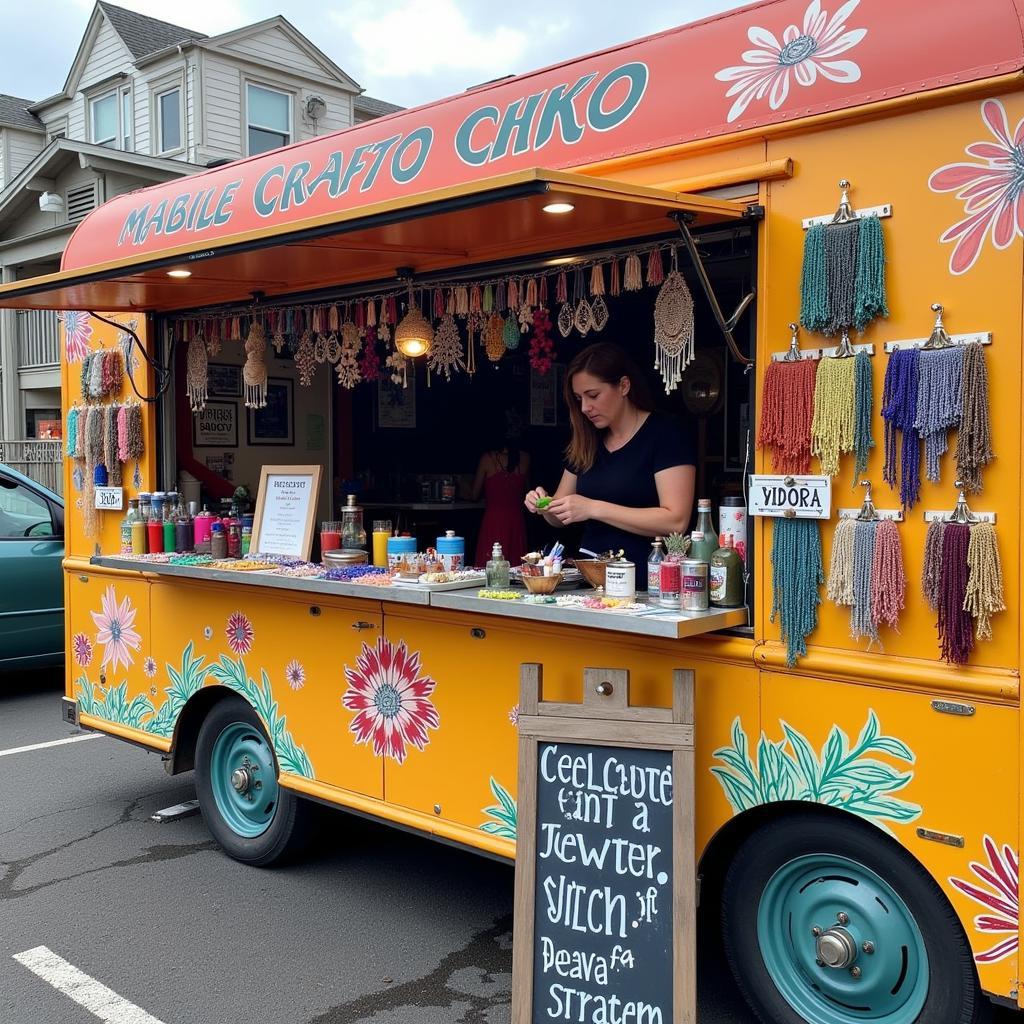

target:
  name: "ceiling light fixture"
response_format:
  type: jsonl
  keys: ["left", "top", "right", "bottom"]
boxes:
{"left": 166, "top": 269, "right": 191, "bottom": 279}
{"left": 542, "top": 201, "right": 575, "bottom": 214}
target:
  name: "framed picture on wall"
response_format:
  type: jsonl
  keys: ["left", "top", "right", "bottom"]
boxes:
{"left": 193, "top": 401, "right": 238, "bottom": 448}
{"left": 247, "top": 378, "right": 294, "bottom": 445}
{"left": 376, "top": 376, "right": 416, "bottom": 429}
{"left": 207, "top": 363, "right": 242, "bottom": 398}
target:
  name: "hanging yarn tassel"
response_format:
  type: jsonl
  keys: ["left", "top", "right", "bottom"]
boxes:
{"left": 800, "top": 223, "right": 829, "bottom": 334}
{"left": 652, "top": 268, "right": 695, "bottom": 394}
{"left": 870, "top": 519, "right": 905, "bottom": 633}
{"left": 470, "top": 285, "right": 482, "bottom": 315}
{"left": 609, "top": 258, "right": 621, "bottom": 297}
{"left": 771, "top": 518, "right": 824, "bottom": 666}
{"left": 116, "top": 403, "right": 129, "bottom": 463}
{"left": 83, "top": 406, "right": 103, "bottom": 538}
{"left": 853, "top": 215, "right": 888, "bottom": 329}
{"left": 65, "top": 406, "right": 79, "bottom": 459}
{"left": 645, "top": 248, "right": 664, "bottom": 287}
{"left": 916, "top": 346, "right": 964, "bottom": 483}
{"left": 826, "top": 517, "right": 856, "bottom": 606}
{"left": 590, "top": 264, "right": 605, "bottom": 296}
{"left": 590, "top": 264, "right": 608, "bottom": 331}
{"left": 956, "top": 343, "right": 993, "bottom": 493}
{"left": 811, "top": 356, "right": 856, "bottom": 476}
{"left": 922, "top": 519, "right": 945, "bottom": 611}
{"left": 852, "top": 349, "right": 874, "bottom": 480}
{"left": 965, "top": 522, "right": 1004, "bottom": 641}
{"left": 74, "top": 406, "right": 86, "bottom": 460}
{"left": 758, "top": 358, "right": 817, "bottom": 474}
{"left": 88, "top": 352, "right": 105, "bottom": 401}
{"left": 881, "top": 347, "right": 921, "bottom": 508}
{"left": 186, "top": 333, "right": 208, "bottom": 412}
{"left": 937, "top": 522, "right": 973, "bottom": 664}
{"left": 573, "top": 267, "right": 593, "bottom": 335}
{"left": 623, "top": 253, "right": 642, "bottom": 291}
{"left": 823, "top": 221, "right": 859, "bottom": 335}
{"left": 507, "top": 279, "right": 519, "bottom": 312}
{"left": 482, "top": 284, "right": 494, "bottom": 314}
{"left": 850, "top": 519, "right": 878, "bottom": 645}
{"left": 539, "top": 276, "right": 548, "bottom": 306}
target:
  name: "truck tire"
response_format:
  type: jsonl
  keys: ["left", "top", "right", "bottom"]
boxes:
{"left": 194, "top": 695, "right": 315, "bottom": 867}
{"left": 721, "top": 813, "right": 987, "bottom": 1024}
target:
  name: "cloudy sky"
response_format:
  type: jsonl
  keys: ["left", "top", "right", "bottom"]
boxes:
{"left": 1, "top": 0, "right": 750, "bottom": 107}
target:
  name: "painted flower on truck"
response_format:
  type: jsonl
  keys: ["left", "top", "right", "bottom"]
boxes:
{"left": 715, "top": 0, "right": 866, "bottom": 123}
{"left": 930, "top": 99, "right": 1024, "bottom": 275}
{"left": 950, "top": 836, "right": 1019, "bottom": 963}
{"left": 59, "top": 311, "right": 92, "bottom": 363}
{"left": 90, "top": 585, "right": 141, "bottom": 672}
{"left": 342, "top": 637, "right": 439, "bottom": 764}
{"left": 225, "top": 611, "right": 254, "bottom": 656}
{"left": 711, "top": 711, "right": 921, "bottom": 834}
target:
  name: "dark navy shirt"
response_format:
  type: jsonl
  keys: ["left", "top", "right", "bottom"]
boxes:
{"left": 571, "top": 412, "right": 696, "bottom": 581}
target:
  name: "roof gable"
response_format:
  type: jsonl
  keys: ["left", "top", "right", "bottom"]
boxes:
{"left": 0, "top": 95, "right": 43, "bottom": 132}
{"left": 200, "top": 16, "right": 360, "bottom": 92}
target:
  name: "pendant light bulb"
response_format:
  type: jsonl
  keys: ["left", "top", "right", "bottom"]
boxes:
{"left": 394, "top": 286, "right": 433, "bottom": 358}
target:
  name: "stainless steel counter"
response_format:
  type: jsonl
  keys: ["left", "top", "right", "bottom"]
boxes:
{"left": 90, "top": 556, "right": 748, "bottom": 639}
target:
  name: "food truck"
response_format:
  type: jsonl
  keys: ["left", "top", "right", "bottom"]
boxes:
{"left": 2, "top": 2, "right": 1021, "bottom": 1021}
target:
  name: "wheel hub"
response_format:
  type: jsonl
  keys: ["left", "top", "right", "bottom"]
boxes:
{"left": 816, "top": 926, "right": 858, "bottom": 969}
{"left": 230, "top": 766, "right": 252, "bottom": 794}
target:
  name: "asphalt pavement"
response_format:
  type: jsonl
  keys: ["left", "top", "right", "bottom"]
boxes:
{"left": 0, "top": 674, "right": 1014, "bottom": 1024}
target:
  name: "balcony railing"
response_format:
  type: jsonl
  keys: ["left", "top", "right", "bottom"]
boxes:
{"left": 0, "top": 439, "right": 63, "bottom": 495}
{"left": 17, "top": 309, "right": 60, "bottom": 369}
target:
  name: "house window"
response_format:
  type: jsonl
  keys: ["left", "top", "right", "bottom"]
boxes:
{"left": 121, "top": 88, "right": 133, "bottom": 151}
{"left": 90, "top": 91, "right": 117, "bottom": 147}
{"left": 247, "top": 83, "right": 291, "bottom": 155}
{"left": 157, "top": 87, "right": 182, "bottom": 153}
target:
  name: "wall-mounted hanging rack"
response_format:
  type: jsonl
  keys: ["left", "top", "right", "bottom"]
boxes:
{"left": 801, "top": 179, "right": 893, "bottom": 229}
{"left": 924, "top": 480, "right": 996, "bottom": 524}
{"left": 884, "top": 304, "right": 992, "bottom": 352}
{"left": 838, "top": 480, "right": 904, "bottom": 522}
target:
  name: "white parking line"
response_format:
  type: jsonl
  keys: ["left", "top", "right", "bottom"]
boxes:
{"left": 13, "top": 946, "right": 166, "bottom": 1024}
{"left": 0, "top": 733, "right": 101, "bottom": 758}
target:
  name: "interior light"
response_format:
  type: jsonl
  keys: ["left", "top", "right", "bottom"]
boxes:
{"left": 542, "top": 201, "right": 575, "bottom": 215}
{"left": 167, "top": 269, "right": 192, "bottom": 279}
{"left": 547, "top": 256, "right": 576, "bottom": 265}
{"left": 394, "top": 305, "right": 433, "bottom": 358}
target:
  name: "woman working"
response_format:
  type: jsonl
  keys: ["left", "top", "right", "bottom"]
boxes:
{"left": 524, "top": 342, "right": 696, "bottom": 584}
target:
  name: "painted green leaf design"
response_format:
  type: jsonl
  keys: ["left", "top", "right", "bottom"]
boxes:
{"left": 149, "top": 642, "right": 209, "bottom": 738}
{"left": 711, "top": 714, "right": 921, "bottom": 834}
{"left": 480, "top": 777, "right": 517, "bottom": 840}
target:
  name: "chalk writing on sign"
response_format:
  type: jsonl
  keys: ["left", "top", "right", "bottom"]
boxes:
{"left": 533, "top": 742, "right": 673, "bottom": 1023}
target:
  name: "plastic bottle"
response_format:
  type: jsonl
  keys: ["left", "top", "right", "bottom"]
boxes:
{"left": 210, "top": 521, "right": 228, "bottom": 560}
{"left": 146, "top": 492, "right": 165, "bottom": 553}
{"left": 194, "top": 506, "right": 214, "bottom": 553}
{"left": 120, "top": 499, "right": 139, "bottom": 555}
{"left": 710, "top": 534, "right": 744, "bottom": 608}
{"left": 689, "top": 499, "right": 717, "bottom": 563}
{"left": 227, "top": 521, "right": 242, "bottom": 559}
{"left": 241, "top": 526, "right": 251, "bottom": 556}
{"left": 163, "top": 491, "right": 179, "bottom": 553}
{"left": 485, "top": 542, "right": 510, "bottom": 589}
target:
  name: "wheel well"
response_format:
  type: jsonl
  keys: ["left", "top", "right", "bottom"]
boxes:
{"left": 167, "top": 685, "right": 239, "bottom": 775}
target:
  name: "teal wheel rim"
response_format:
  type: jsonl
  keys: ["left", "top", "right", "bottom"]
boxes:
{"left": 757, "top": 853, "right": 929, "bottom": 1023}
{"left": 209, "top": 721, "right": 279, "bottom": 838}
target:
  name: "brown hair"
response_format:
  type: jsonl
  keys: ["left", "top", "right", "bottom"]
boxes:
{"left": 563, "top": 342, "right": 654, "bottom": 473}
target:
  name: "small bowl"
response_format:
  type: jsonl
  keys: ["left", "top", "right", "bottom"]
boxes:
{"left": 573, "top": 559, "right": 607, "bottom": 588}
{"left": 521, "top": 572, "right": 563, "bottom": 594}
{"left": 519, "top": 562, "right": 546, "bottom": 577}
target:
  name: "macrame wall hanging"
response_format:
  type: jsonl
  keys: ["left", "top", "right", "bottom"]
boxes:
{"left": 758, "top": 324, "right": 817, "bottom": 474}
{"left": 427, "top": 312, "right": 465, "bottom": 382}
{"left": 800, "top": 180, "right": 889, "bottom": 336}
{"left": 881, "top": 307, "right": 993, "bottom": 507}
{"left": 826, "top": 483, "right": 905, "bottom": 648}
{"left": 652, "top": 248, "right": 695, "bottom": 395}
{"left": 335, "top": 320, "right": 363, "bottom": 389}
{"left": 771, "top": 517, "right": 824, "bottom": 666}
{"left": 186, "top": 328, "right": 208, "bottom": 412}
{"left": 242, "top": 320, "right": 268, "bottom": 409}
{"left": 809, "top": 332, "right": 874, "bottom": 478}
{"left": 923, "top": 485, "right": 1004, "bottom": 665}
{"left": 590, "top": 263, "right": 609, "bottom": 331}
{"left": 556, "top": 271, "right": 572, "bottom": 339}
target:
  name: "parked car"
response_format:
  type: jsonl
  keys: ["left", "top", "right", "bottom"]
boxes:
{"left": 0, "top": 464, "right": 63, "bottom": 669}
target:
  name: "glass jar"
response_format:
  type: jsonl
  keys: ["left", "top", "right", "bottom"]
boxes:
{"left": 341, "top": 494, "right": 366, "bottom": 549}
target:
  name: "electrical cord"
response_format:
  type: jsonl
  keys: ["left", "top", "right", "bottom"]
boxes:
{"left": 87, "top": 311, "right": 176, "bottom": 403}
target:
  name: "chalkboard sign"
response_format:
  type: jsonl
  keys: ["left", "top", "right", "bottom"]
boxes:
{"left": 513, "top": 666, "right": 695, "bottom": 1024}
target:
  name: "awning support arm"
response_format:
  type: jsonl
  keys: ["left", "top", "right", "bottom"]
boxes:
{"left": 671, "top": 211, "right": 756, "bottom": 367}
{"left": 88, "top": 311, "right": 171, "bottom": 403}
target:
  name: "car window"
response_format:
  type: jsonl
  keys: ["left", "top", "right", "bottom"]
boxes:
{"left": 0, "top": 478, "right": 54, "bottom": 538}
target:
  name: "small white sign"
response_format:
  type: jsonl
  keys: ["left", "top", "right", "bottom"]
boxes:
{"left": 748, "top": 475, "right": 831, "bottom": 519}
{"left": 94, "top": 486, "right": 124, "bottom": 511}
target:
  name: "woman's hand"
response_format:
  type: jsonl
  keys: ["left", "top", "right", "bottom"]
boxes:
{"left": 524, "top": 486, "right": 548, "bottom": 514}
{"left": 546, "top": 494, "right": 595, "bottom": 525}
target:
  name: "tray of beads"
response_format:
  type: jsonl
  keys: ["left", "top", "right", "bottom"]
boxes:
{"left": 391, "top": 570, "right": 487, "bottom": 591}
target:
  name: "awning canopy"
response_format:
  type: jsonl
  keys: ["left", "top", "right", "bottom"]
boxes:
{"left": 0, "top": 169, "right": 746, "bottom": 314}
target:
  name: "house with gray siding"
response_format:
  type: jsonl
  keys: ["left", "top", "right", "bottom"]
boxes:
{"left": 0, "top": 1, "right": 401, "bottom": 447}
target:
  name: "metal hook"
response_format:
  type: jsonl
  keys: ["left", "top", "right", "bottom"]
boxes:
{"left": 857, "top": 480, "right": 879, "bottom": 521}
{"left": 946, "top": 479, "right": 978, "bottom": 524}
{"left": 831, "top": 179, "right": 856, "bottom": 225}
{"left": 784, "top": 322, "right": 802, "bottom": 361}
{"left": 921, "top": 303, "right": 952, "bottom": 350}
{"left": 831, "top": 329, "right": 856, "bottom": 358}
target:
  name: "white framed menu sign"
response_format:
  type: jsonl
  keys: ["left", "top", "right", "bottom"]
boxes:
{"left": 251, "top": 465, "right": 322, "bottom": 561}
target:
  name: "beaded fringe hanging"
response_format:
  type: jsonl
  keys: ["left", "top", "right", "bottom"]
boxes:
{"left": 484, "top": 311, "right": 506, "bottom": 362}
{"left": 956, "top": 343, "right": 993, "bottom": 493}
{"left": 937, "top": 522, "right": 972, "bottom": 664}
{"left": 870, "top": 519, "right": 905, "bottom": 634}
{"left": 186, "top": 333, "right": 208, "bottom": 412}
{"left": 771, "top": 518, "right": 823, "bottom": 666}
{"left": 921, "top": 519, "right": 945, "bottom": 611}
{"left": 882, "top": 347, "right": 921, "bottom": 508}
{"left": 800, "top": 215, "right": 888, "bottom": 335}
{"left": 528, "top": 306, "right": 554, "bottom": 374}
{"left": 652, "top": 252, "right": 695, "bottom": 395}
{"left": 243, "top": 321, "right": 268, "bottom": 408}
{"left": 758, "top": 358, "right": 817, "bottom": 474}
{"left": 852, "top": 350, "right": 874, "bottom": 479}
{"left": 965, "top": 522, "right": 1005, "bottom": 641}
{"left": 335, "top": 321, "right": 362, "bottom": 388}
{"left": 811, "top": 357, "right": 855, "bottom": 476}
{"left": 358, "top": 325, "right": 381, "bottom": 382}
{"left": 916, "top": 346, "right": 964, "bottom": 483}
